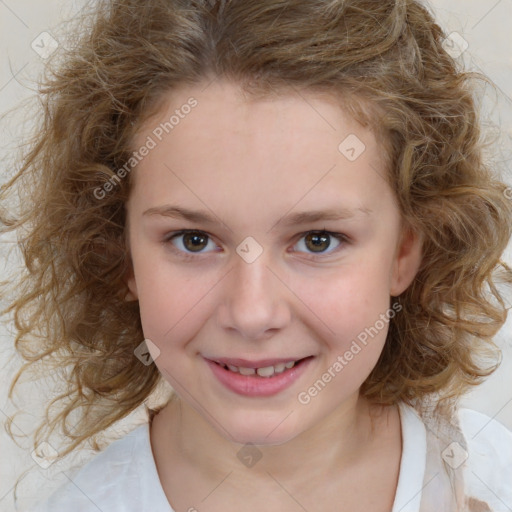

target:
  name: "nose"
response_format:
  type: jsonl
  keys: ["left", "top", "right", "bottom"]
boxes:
{"left": 216, "top": 252, "right": 291, "bottom": 341}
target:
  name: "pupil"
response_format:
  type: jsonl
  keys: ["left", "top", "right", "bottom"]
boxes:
{"left": 184, "top": 232, "right": 207, "bottom": 252}
{"left": 306, "top": 233, "right": 330, "bottom": 252}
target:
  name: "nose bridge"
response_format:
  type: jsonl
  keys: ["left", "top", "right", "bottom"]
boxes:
{"left": 234, "top": 252, "right": 272, "bottom": 301}
{"left": 219, "top": 250, "right": 290, "bottom": 339}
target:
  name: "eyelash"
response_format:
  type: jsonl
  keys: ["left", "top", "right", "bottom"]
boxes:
{"left": 163, "top": 228, "right": 349, "bottom": 261}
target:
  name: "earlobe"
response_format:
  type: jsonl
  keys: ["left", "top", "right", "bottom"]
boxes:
{"left": 390, "top": 225, "right": 423, "bottom": 297}
{"left": 124, "top": 262, "right": 139, "bottom": 301}
{"left": 125, "top": 283, "right": 138, "bottom": 301}
{"left": 124, "top": 228, "right": 138, "bottom": 301}
{"left": 125, "top": 274, "right": 138, "bottom": 301}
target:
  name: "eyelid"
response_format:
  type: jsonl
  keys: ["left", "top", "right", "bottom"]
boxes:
{"left": 163, "top": 229, "right": 220, "bottom": 257}
{"left": 290, "top": 229, "right": 348, "bottom": 258}
{"left": 164, "top": 228, "right": 349, "bottom": 260}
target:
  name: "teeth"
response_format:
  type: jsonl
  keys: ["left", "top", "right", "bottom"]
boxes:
{"left": 273, "top": 363, "right": 286, "bottom": 374}
{"left": 238, "top": 366, "right": 256, "bottom": 376}
{"left": 256, "top": 366, "right": 275, "bottom": 377}
{"left": 221, "top": 360, "right": 298, "bottom": 377}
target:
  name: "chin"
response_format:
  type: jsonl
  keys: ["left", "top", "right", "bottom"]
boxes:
{"left": 216, "top": 411, "right": 303, "bottom": 447}
{"left": 231, "top": 430, "right": 298, "bottom": 447}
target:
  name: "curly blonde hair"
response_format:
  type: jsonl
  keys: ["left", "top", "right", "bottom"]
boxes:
{"left": 1, "top": 0, "right": 511, "bottom": 466}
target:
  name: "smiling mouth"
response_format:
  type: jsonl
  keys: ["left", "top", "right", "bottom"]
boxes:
{"left": 211, "top": 357, "right": 313, "bottom": 378}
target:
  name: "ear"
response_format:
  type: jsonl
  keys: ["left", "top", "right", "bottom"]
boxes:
{"left": 389, "top": 223, "right": 423, "bottom": 297}
{"left": 124, "top": 245, "right": 139, "bottom": 301}
{"left": 123, "top": 219, "right": 139, "bottom": 301}
{"left": 125, "top": 271, "right": 139, "bottom": 301}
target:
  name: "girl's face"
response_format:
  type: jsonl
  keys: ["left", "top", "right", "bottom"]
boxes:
{"left": 125, "top": 80, "right": 421, "bottom": 445}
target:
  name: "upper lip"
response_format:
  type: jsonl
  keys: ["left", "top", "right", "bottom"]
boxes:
{"left": 206, "top": 356, "right": 310, "bottom": 368}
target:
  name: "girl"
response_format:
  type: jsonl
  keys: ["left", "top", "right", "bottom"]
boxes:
{"left": 2, "top": 0, "right": 511, "bottom": 510}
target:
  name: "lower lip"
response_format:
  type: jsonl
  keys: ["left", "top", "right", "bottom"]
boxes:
{"left": 205, "top": 357, "right": 313, "bottom": 397}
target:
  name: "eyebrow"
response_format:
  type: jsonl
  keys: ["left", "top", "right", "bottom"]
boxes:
{"left": 142, "top": 205, "right": 372, "bottom": 229}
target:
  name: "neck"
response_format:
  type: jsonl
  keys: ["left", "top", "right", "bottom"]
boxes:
{"left": 152, "top": 392, "right": 389, "bottom": 485}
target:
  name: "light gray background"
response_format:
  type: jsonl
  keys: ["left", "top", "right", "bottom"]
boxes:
{"left": 1, "top": 1, "right": 511, "bottom": 511}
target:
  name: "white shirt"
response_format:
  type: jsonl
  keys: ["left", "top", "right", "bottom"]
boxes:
{"left": 24, "top": 403, "right": 512, "bottom": 511}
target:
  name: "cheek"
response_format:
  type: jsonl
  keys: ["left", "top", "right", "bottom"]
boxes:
{"left": 292, "top": 262, "right": 394, "bottom": 388}
{"left": 132, "top": 258, "right": 216, "bottom": 347}
{"left": 295, "top": 261, "right": 393, "bottom": 336}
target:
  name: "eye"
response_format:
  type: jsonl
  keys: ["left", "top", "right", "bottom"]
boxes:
{"left": 292, "top": 230, "right": 347, "bottom": 257}
{"left": 163, "top": 228, "right": 348, "bottom": 261}
{"left": 164, "top": 230, "right": 218, "bottom": 256}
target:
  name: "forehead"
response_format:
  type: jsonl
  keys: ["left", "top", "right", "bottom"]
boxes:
{"left": 136, "top": 80, "right": 377, "bottom": 151}
{"left": 129, "top": 80, "right": 392, "bottom": 219}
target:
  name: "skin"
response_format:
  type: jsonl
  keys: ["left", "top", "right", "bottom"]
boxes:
{"left": 125, "top": 79, "right": 423, "bottom": 511}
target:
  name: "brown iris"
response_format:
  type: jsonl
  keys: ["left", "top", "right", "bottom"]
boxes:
{"left": 182, "top": 232, "right": 209, "bottom": 252}
{"left": 304, "top": 232, "right": 331, "bottom": 253}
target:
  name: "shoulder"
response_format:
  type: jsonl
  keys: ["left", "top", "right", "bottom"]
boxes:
{"left": 397, "top": 402, "right": 512, "bottom": 510}
{"left": 457, "top": 408, "right": 512, "bottom": 505}
{"left": 25, "top": 423, "right": 172, "bottom": 512}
